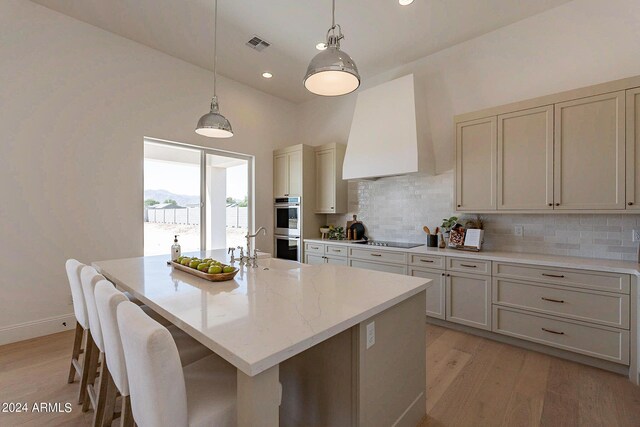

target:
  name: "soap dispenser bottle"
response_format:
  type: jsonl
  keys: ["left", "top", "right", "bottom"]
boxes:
{"left": 171, "top": 235, "right": 181, "bottom": 261}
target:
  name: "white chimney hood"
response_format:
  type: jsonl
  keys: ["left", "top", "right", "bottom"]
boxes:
{"left": 343, "top": 74, "right": 431, "bottom": 180}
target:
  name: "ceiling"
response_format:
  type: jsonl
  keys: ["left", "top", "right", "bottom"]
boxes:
{"left": 31, "top": 0, "right": 572, "bottom": 103}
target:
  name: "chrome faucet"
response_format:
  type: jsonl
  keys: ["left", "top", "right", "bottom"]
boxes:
{"left": 245, "top": 227, "right": 267, "bottom": 266}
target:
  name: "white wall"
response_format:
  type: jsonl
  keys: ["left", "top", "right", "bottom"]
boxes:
{"left": 0, "top": 0, "right": 297, "bottom": 344}
{"left": 296, "top": 0, "right": 640, "bottom": 173}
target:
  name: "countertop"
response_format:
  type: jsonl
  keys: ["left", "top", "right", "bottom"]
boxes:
{"left": 93, "top": 249, "right": 428, "bottom": 376}
{"left": 304, "top": 238, "right": 640, "bottom": 276}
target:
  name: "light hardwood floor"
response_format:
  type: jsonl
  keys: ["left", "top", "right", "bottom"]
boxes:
{"left": 1, "top": 324, "right": 640, "bottom": 426}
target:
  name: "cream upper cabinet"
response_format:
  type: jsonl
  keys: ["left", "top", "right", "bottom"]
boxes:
{"left": 498, "top": 106, "right": 554, "bottom": 210}
{"left": 273, "top": 149, "right": 302, "bottom": 197}
{"left": 554, "top": 91, "right": 625, "bottom": 210}
{"left": 315, "top": 143, "right": 347, "bottom": 214}
{"left": 455, "top": 117, "right": 497, "bottom": 211}
{"left": 274, "top": 153, "right": 289, "bottom": 197}
{"left": 626, "top": 87, "right": 640, "bottom": 210}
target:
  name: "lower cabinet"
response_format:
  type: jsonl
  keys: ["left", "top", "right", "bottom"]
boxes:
{"left": 493, "top": 306, "right": 629, "bottom": 365}
{"left": 349, "top": 259, "right": 407, "bottom": 275}
{"left": 409, "top": 267, "right": 445, "bottom": 319}
{"left": 305, "top": 254, "right": 326, "bottom": 265}
{"left": 445, "top": 272, "right": 491, "bottom": 331}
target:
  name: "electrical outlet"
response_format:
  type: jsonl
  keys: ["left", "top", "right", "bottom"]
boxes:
{"left": 366, "top": 322, "right": 375, "bottom": 349}
{"left": 514, "top": 226, "right": 524, "bottom": 237}
{"left": 632, "top": 229, "right": 640, "bottom": 242}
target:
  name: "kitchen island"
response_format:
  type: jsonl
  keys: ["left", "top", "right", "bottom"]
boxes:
{"left": 94, "top": 250, "right": 429, "bottom": 427}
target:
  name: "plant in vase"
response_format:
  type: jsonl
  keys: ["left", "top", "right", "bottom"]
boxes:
{"left": 328, "top": 226, "right": 345, "bottom": 240}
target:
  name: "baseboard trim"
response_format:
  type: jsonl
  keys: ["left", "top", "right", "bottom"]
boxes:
{"left": 0, "top": 314, "right": 75, "bottom": 346}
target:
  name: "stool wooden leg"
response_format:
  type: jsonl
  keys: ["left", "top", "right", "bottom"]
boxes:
{"left": 82, "top": 338, "right": 100, "bottom": 412}
{"left": 68, "top": 322, "right": 84, "bottom": 383}
{"left": 120, "top": 395, "right": 134, "bottom": 427}
{"left": 79, "top": 332, "right": 96, "bottom": 405}
{"left": 93, "top": 358, "right": 116, "bottom": 427}
{"left": 100, "top": 377, "right": 118, "bottom": 427}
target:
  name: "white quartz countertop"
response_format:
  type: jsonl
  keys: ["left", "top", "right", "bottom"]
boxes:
{"left": 304, "top": 238, "right": 640, "bottom": 275}
{"left": 93, "top": 249, "right": 428, "bottom": 376}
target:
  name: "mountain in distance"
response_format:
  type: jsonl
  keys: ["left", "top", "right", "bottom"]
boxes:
{"left": 144, "top": 189, "right": 200, "bottom": 206}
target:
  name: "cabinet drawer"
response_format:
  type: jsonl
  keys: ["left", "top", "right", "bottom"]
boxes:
{"left": 493, "top": 262, "right": 630, "bottom": 294}
{"left": 349, "top": 248, "right": 407, "bottom": 265}
{"left": 409, "top": 254, "right": 445, "bottom": 269}
{"left": 349, "top": 259, "right": 407, "bottom": 275}
{"left": 305, "top": 243, "right": 325, "bottom": 255}
{"left": 446, "top": 257, "right": 491, "bottom": 275}
{"left": 493, "top": 306, "right": 629, "bottom": 365}
{"left": 325, "top": 245, "right": 348, "bottom": 257}
{"left": 493, "top": 279, "right": 629, "bottom": 329}
{"left": 409, "top": 267, "right": 445, "bottom": 319}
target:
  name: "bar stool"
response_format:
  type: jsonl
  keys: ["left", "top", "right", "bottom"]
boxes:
{"left": 94, "top": 282, "right": 220, "bottom": 426}
{"left": 65, "top": 259, "right": 93, "bottom": 405}
{"left": 117, "top": 301, "right": 237, "bottom": 427}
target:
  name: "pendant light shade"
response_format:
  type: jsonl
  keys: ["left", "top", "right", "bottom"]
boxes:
{"left": 195, "top": 96, "right": 233, "bottom": 138}
{"left": 303, "top": 0, "right": 360, "bottom": 96}
{"left": 196, "top": 0, "right": 233, "bottom": 138}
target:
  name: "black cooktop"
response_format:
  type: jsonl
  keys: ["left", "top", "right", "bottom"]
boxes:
{"left": 354, "top": 240, "right": 423, "bottom": 249}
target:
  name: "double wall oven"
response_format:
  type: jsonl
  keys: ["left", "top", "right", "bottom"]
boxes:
{"left": 274, "top": 197, "right": 301, "bottom": 261}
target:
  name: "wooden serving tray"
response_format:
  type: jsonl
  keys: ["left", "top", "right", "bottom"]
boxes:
{"left": 170, "top": 261, "right": 239, "bottom": 282}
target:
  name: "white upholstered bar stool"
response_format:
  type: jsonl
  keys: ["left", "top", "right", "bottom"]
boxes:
{"left": 94, "top": 282, "right": 220, "bottom": 427}
{"left": 118, "top": 301, "right": 237, "bottom": 427}
{"left": 65, "top": 259, "right": 93, "bottom": 405}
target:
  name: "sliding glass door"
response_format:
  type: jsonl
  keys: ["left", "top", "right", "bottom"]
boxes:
{"left": 143, "top": 139, "right": 253, "bottom": 256}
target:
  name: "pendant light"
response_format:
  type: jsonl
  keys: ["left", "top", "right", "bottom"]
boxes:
{"left": 196, "top": 0, "right": 233, "bottom": 138}
{"left": 304, "top": 0, "right": 360, "bottom": 96}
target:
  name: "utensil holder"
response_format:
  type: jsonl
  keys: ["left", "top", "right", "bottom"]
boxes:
{"left": 427, "top": 234, "right": 438, "bottom": 247}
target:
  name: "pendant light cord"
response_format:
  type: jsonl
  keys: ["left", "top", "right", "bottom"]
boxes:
{"left": 331, "top": 0, "right": 335, "bottom": 29}
{"left": 213, "top": 0, "right": 218, "bottom": 97}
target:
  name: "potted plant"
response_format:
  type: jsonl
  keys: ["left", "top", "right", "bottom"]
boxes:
{"left": 440, "top": 216, "right": 458, "bottom": 236}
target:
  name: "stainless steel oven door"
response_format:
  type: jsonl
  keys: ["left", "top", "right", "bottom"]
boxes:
{"left": 274, "top": 235, "right": 301, "bottom": 262}
{"left": 274, "top": 203, "right": 300, "bottom": 237}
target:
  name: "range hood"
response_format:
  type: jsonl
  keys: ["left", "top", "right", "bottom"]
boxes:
{"left": 343, "top": 74, "right": 432, "bottom": 180}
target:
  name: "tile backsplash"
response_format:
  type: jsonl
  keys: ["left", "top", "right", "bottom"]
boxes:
{"left": 326, "top": 170, "right": 640, "bottom": 261}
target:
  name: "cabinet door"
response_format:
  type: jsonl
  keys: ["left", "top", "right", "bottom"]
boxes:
{"left": 274, "top": 154, "right": 289, "bottom": 197}
{"left": 554, "top": 92, "right": 625, "bottom": 210}
{"left": 305, "top": 254, "right": 326, "bottom": 265}
{"left": 626, "top": 88, "right": 640, "bottom": 210}
{"left": 287, "top": 151, "right": 302, "bottom": 197}
{"left": 498, "top": 106, "right": 554, "bottom": 210}
{"left": 446, "top": 272, "right": 491, "bottom": 330}
{"left": 315, "top": 149, "right": 336, "bottom": 213}
{"left": 326, "top": 256, "right": 348, "bottom": 266}
{"left": 409, "top": 267, "right": 445, "bottom": 319}
{"left": 456, "top": 117, "right": 497, "bottom": 211}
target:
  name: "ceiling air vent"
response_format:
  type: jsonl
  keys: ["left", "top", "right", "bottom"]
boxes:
{"left": 246, "top": 35, "right": 270, "bottom": 52}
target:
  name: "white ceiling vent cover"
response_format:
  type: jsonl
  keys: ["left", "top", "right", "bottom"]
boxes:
{"left": 246, "top": 35, "right": 270, "bottom": 52}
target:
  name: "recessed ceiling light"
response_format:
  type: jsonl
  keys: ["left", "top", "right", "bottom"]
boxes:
{"left": 262, "top": 72, "right": 273, "bottom": 79}
{"left": 399, "top": 0, "right": 414, "bottom": 5}
{"left": 316, "top": 43, "right": 327, "bottom": 51}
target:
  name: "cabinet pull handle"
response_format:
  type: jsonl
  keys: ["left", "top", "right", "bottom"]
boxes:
{"left": 332, "top": 249, "right": 341, "bottom": 252}
{"left": 420, "top": 259, "right": 434, "bottom": 263}
{"left": 555, "top": 203, "right": 560, "bottom": 206}
{"left": 628, "top": 202, "right": 634, "bottom": 206}
{"left": 548, "top": 203, "right": 553, "bottom": 207}
{"left": 460, "top": 264, "right": 477, "bottom": 268}
{"left": 310, "top": 246, "right": 319, "bottom": 250}
{"left": 542, "top": 273, "right": 565, "bottom": 278}
{"left": 541, "top": 297, "right": 565, "bottom": 303}
{"left": 441, "top": 273, "right": 445, "bottom": 276}
{"left": 457, "top": 204, "right": 461, "bottom": 208}
{"left": 541, "top": 327, "right": 564, "bottom": 335}
{"left": 370, "top": 253, "right": 382, "bottom": 257}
